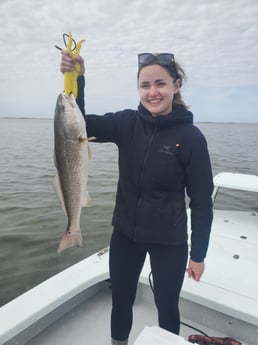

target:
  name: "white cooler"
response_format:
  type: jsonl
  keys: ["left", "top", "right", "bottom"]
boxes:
{"left": 134, "top": 326, "right": 193, "bottom": 345}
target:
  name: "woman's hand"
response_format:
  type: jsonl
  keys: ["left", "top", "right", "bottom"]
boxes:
{"left": 187, "top": 259, "right": 205, "bottom": 282}
{"left": 60, "top": 50, "right": 85, "bottom": 75}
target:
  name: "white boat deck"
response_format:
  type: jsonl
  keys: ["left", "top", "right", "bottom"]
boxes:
{"left": 24, "top": 281, "right": 231, "bottom": 345}
{"left": 182, "top": 210, "right": 258, "bottom": 325}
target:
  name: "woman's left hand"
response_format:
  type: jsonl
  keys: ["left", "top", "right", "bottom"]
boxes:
{"left": 187, "top": 259, "right": 205, "bottom": 282}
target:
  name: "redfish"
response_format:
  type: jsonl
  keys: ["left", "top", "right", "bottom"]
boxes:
{"left": 54, "top": 93, "right": 91, "bottom": 254}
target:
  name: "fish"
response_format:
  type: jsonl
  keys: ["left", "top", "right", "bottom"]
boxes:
{"left": 54, "top": 93, "right": 91, "bottom": 254}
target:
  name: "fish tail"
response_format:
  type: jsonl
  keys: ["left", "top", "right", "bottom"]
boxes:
{"left": 57, "top": 230, "right": 83, "bottom": 254}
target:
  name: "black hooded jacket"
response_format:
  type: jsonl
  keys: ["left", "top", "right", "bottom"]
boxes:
{"left": 77, "top": 76, "right": 213, "bottom": 262}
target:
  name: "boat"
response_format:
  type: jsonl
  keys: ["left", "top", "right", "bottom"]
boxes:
{"left": 0, "top": 172, "right": 257, "bottom": 345}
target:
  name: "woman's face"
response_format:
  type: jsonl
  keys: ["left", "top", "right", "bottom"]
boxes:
{"left": 138, "top": 64, "right": 180, "bottom": 117}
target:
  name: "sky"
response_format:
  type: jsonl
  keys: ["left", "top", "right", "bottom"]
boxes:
{"left": 0, "top": 0, "right": 258, "bottom": 123}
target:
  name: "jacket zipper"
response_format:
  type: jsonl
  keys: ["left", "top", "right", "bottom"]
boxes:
{"left": 133, "top": 126, "right": 157, "bottom": 239}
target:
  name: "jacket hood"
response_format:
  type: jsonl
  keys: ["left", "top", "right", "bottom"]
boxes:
{"left": 138, "top": 103, "right": 193, "bottom": 126}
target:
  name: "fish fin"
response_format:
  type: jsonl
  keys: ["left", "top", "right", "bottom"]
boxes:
{"left": 87, "top": 136, "right": 96, "bottom": 141}
{"left": 79, "top": 136, "right": 87, "bottom": 142}
{"left": 82, "top": 192, "right": 91, "bottom": 207}
{"left": 79, "top": 136, "right": 96, "bottom": 143}
{"left": 87, "top": 143, "right": 92, "bottom": 159}
{"left": 87, "top": 137, "right": 96, "bottom": 160}
{"left": 53, "top": 175, "right": 67, "bottom": 216}
{"left": 57, "top": 231, "right": 83, "bottom": 254}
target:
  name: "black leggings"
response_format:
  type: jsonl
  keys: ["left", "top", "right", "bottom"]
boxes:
{"left": 109, "top": 229, "right": 188, "bottom": 341}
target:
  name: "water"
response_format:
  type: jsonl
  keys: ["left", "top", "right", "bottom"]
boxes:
{"left": 0, "top": 118, "right": 257, "bottom": 307}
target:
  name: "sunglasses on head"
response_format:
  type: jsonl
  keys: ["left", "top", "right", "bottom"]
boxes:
{"left": 138, "top": 53, "right": 175, "bottom": 68}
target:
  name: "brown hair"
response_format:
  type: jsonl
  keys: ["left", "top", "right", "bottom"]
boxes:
{"left": 137, "top": 60, "right": 189, "bottom": 109}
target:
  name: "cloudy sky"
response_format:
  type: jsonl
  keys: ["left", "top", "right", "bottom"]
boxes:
{"left": 0, "top": 0, "right": 257, "bottom": 122}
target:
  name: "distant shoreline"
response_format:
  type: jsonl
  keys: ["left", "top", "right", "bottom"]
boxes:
{"left": 0, "top": 116, "right": 257, "bottom": 125}
{"left": 0, "top": 116, "right": 52, "bottom": 120}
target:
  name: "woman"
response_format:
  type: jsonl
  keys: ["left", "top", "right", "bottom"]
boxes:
{"left": 60, "top": 51, "right": 214, "bottom": 345}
